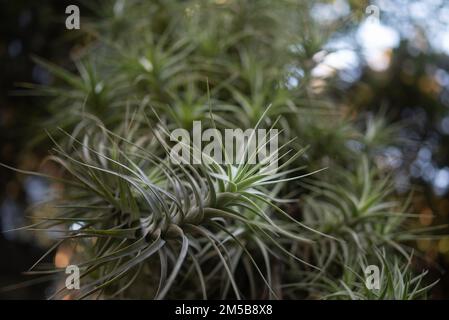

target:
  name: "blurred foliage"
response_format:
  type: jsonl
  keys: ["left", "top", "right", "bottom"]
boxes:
{"left": 338, "top": 39, "right": 449, "bottom": 298}
{"left": 0, "top": 0, "right": 89, "bottom": 299}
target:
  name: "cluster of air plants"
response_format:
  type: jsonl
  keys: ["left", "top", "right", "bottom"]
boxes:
{"left": 6, "top": 0, "right": 445, "bottom": 299}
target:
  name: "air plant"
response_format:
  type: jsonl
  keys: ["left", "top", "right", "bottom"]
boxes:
{"left": 14, "top": 109, "right": 329, "bottom": 299}
{"left": 3, "top": 0, "right": 444, "bottom": 300}
{"left": 308, "top": 249, "right": 437, "bottom": 300}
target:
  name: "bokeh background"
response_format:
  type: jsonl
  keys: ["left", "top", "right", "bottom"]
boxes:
{"left": 1, "top": 0, "right": 449, "bottom": 299}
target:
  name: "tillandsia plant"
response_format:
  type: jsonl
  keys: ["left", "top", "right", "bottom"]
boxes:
{"left": 3, "top": 0, "right": 447, "bottom": 299}
{"left": 19, "top": 113, "right": 330, "bottom": 300}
